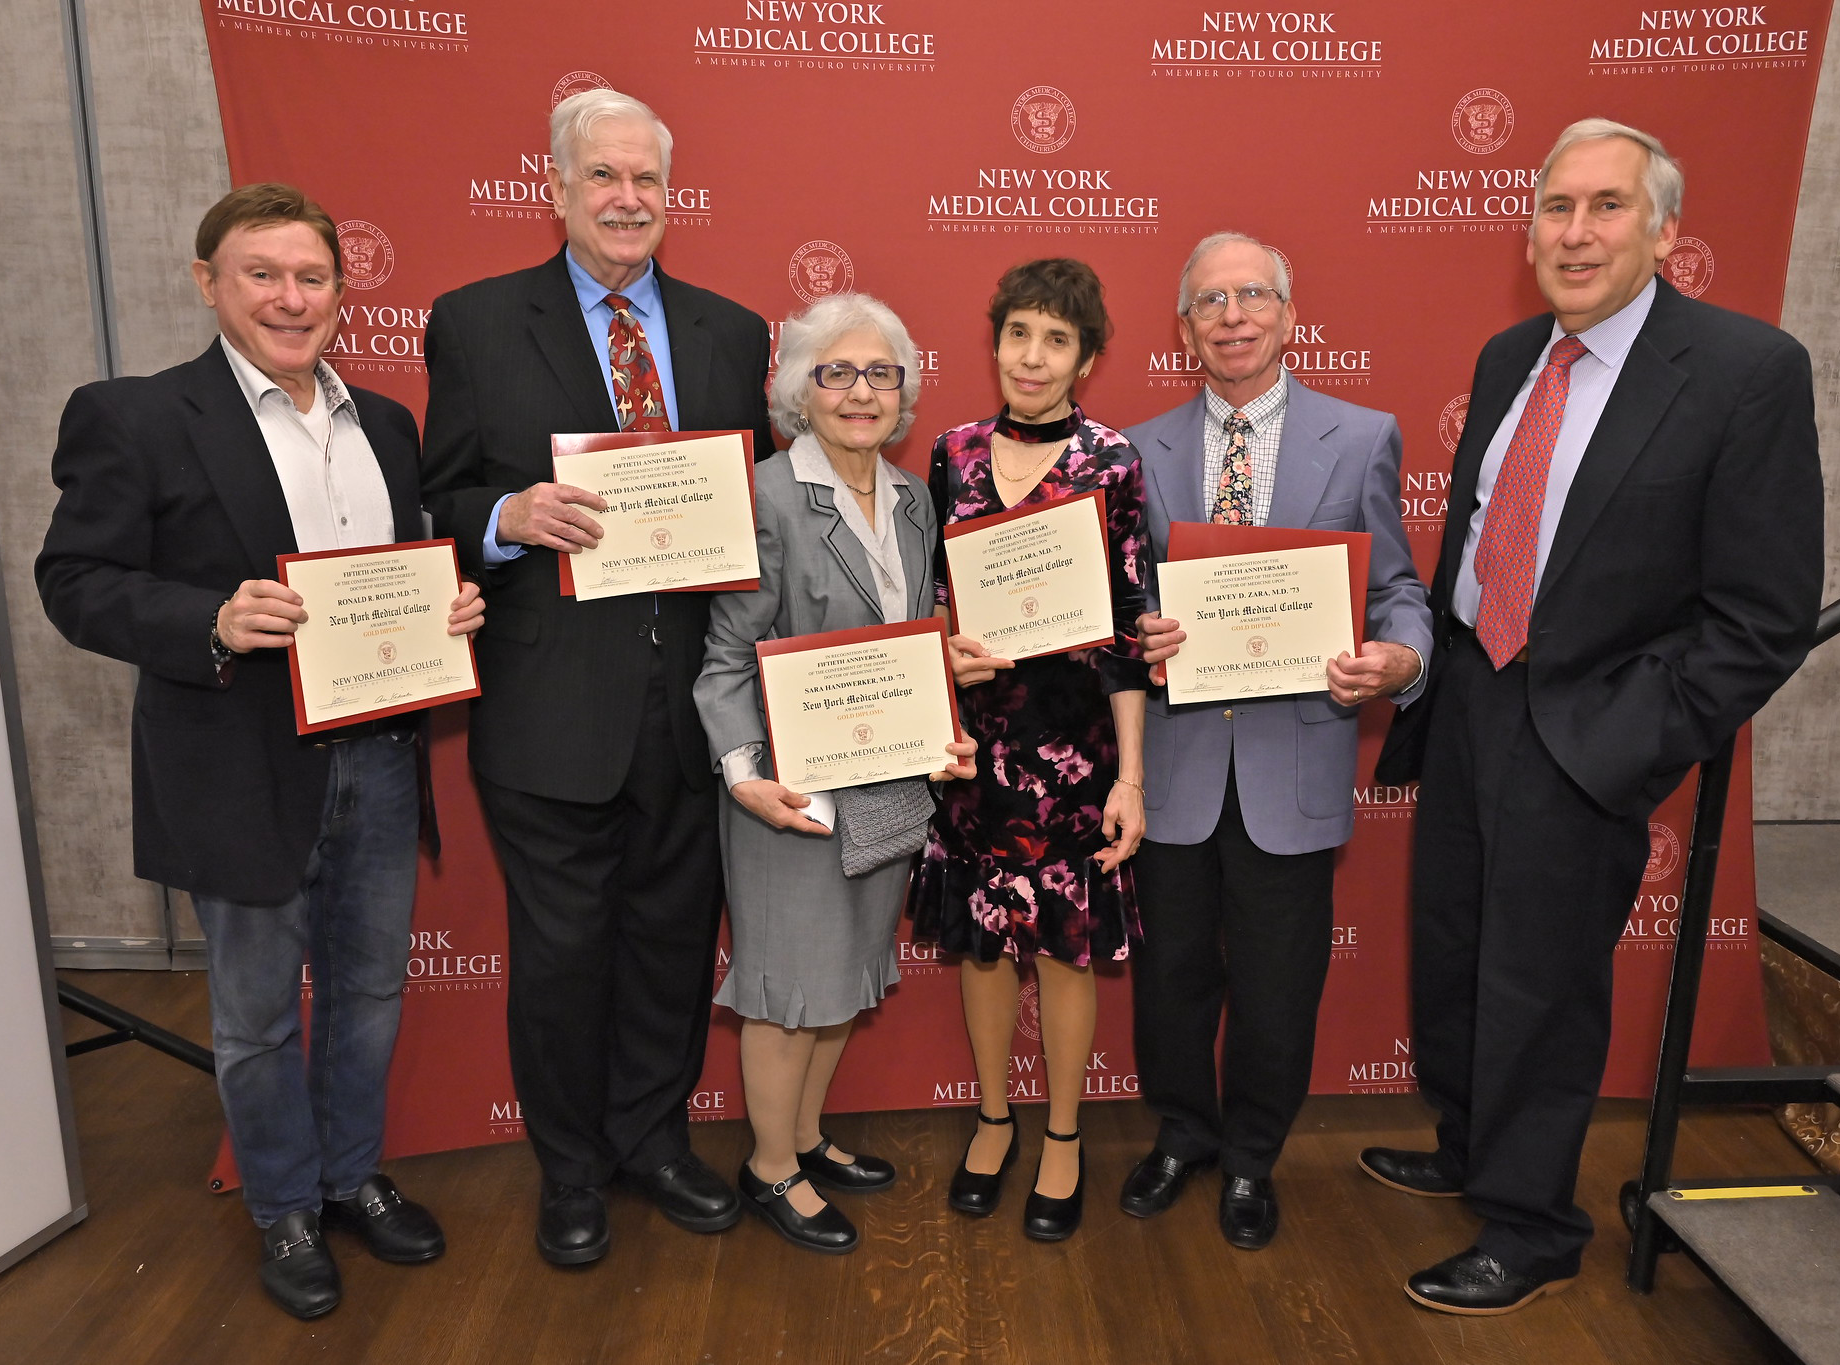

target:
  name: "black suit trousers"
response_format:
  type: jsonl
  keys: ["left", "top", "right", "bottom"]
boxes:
{"left": 1131, "top": 771, "right": 1335, "bottom": 1177}
{"left": 1411, "top": 630, "right": 1649, "bottom": 1278}
{"left": 476, "top": 649, "right": 724, "bottom": 1187}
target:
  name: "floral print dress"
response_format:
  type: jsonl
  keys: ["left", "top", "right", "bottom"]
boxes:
{"left": 911, "top": 409, "right": 1150, "bottom": 966}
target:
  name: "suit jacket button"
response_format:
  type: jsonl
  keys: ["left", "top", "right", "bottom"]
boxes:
{"left": 1222, "top": 708, "right": 1234, "bottom": 719}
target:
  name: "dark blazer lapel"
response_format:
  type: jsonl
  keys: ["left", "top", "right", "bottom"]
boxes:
{"left": 806, "top": 480, "right": 882, "bottom": 617}
{"left": 1536, "top": 286, "right": 1690, "bottom": 607}
{"left": 1438, "top": 322, "right": 1549, "bottom": 590}
{"left": 1145, "top": 393, "right": 1209, "bottom": 527}
{"left": 1266, "top": 376, "right": 1335, "bottom": 528}
{"left": 351, "top": 390, "right": 426, "bottom": 542}
{"left": 182, "top": 343, "right": 298, "bottom": 574}
{"left": 657, "top": 265, "right": 715, "bottom": 433}
{"left": 528, "top": 249, "right": 618, "bottom": 433}
{"left": 895, "top": 478, "right": 931, "bottom": 620}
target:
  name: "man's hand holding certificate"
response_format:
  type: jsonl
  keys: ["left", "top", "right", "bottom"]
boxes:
{"left": 757, "top": 619, "right": 963, "bottom": 794}
{"left": 942, "top": 491, "right": 1114, "bottom": 661}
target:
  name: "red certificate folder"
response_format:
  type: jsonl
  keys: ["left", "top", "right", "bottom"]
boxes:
{"left": 276, "top": 538, "right": 481, "bottom": 736}
{"left": 550, "top": 429, "right": 759, "bottom": 595}
{"left": 1165, "top": 523, "right": 1371, "bottom": 650}
{"left": 755, "top": 618, "right": 965, "bottom": 786}
{"left": 940, "top": 489, "right": 1115, "bottom": 659}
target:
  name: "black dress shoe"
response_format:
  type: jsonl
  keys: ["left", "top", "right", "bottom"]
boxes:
{"left": 1405, "top": 1246, "right": 1575, "bottom": 1315}
{"left": 737, "top": 1164, "right": 858, "bottom": 1254}
{"left": 1119, "top": 1149, "right": 1216, "bottom": 1219}
{"left": 627, "top": 1151, "right": 742, "bottom": 1232}
{"left": 948, "top": 1108, "right": 1017, "bottom": 1216}
{"left": 258, "top": 1209, "right": 340, "bottom": 1320}
{"left": 1022, "top": 1128, "right": 1084, "bottom": 1242}
{"left": 537, "top": 1179, "right": 609, "bottom": 1266}
{"left": 1358, "top": 1146, "right": 1464, "bottom": 1198}
{"left": 322, "top": 1174, "right": 445, "bottom": 1263}
{"left": 1219, "top": 1174, "right": 1279, "bottom": 1250}
{"left": 797, "top": 1135, "right": 896, "bottom": 1191}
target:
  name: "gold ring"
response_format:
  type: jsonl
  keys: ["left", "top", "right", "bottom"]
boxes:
{"left": 1353, "top": 687, "right": 1362, "bottom": 701}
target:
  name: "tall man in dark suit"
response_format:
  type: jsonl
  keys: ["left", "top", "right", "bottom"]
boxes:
{"left": 1367, "top": 120, "right": 1823, "bottom": 1314}
{"left": 38, "top": 185, "right": 484, "bottom": 1319}
{"left": 1125, "top": 233, "right": 1433, "bottom": 1249}
{"left": 422, "top": 89, "right": 772, "bottom": 1264}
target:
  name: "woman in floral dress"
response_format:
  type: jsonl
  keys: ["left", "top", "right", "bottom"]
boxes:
{"left": 912, "top": 258, "right": 1148, "bottom": 1241}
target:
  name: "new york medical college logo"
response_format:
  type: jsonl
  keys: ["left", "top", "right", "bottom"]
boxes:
{"left": 690, "top": 0, "right": 939, "bottom": 73}
{"left": 1450, "top": 88, "right": 1514, "bottom": 155}
{"left": 336, "top": 220, "right": 394, "bottom": 290}
{"left": 1011, "top": 86, "right": 1075, "bottom": 154}
{"left": 1366, "top": 90, "right": 1537, "bottom": 236}
{"left": 1663, "top": 237, "right": 1715, "bottom": 299}
{"left": 211, "top": 0, "right": 470, "bottom": 52}
{"left": 1586, "top": 4, "right": 1814, "bottom": 77}
{"left": 322, "top": 216, "right": 427, "bottom": 374}
{"left": 1147, "top": 9, "right": 1386, "bottom": 80}
{"left": 787, "top": 240, "right": 856, "bottom": 305}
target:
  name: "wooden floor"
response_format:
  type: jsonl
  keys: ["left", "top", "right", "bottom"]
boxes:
{"left": 1, "top": 972, "right": 1808, "bottom": 1365}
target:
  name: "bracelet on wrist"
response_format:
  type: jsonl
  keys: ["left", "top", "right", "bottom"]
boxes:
{"left": 1112, "top": 777, "right": 1144, "bottom": 792}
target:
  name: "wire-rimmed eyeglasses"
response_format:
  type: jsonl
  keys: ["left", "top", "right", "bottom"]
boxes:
{"left": 1184, "top": 286, "right": 1286, "bottom": 320}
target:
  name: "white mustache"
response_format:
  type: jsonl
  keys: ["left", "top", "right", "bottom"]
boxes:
{"left": 597, "top": 212, "right": 655, "bottom": 228}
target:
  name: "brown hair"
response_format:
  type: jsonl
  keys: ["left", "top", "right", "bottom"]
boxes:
{"left": 987, "top": 258, "right": 1112, "bottom": 363}
{"left": 194, "top": 183, "right": 342, "bottom": 279}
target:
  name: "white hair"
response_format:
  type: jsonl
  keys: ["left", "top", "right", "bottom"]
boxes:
{"left": 1177, "top": 231, "right": 1290, "bottom": 315}
{"left": 1534, "top": 118, "right": 1683, "bottom": 234}
{"left": 549, "top": 88, "right": 674, "bottom": 182}
{"left": 769, "top": 293, "right": 922, "bottom": 444}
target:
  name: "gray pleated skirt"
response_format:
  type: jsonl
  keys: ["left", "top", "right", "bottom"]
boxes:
{"left": 714, "top": 790, "right": 911, "bottom": 1028}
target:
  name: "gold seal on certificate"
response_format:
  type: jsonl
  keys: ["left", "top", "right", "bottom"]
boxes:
{"left": 551, "top": 430, "right": 760, "bottom": 599}
{"left": 1159, "top": 543, "right": 1357, "bottom": 702}
{"left": 757, "top": 619, "right": 962, "bottom": 794}
{"left": 942, "top": 490, "right": 1114, "bottom": 660}
{"left": 278, "top": 539, "right": 480, "bottom": 735}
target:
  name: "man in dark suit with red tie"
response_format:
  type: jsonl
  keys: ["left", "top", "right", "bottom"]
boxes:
{"left": 421, "top": 89, "right": 772, "bottom": 1264}
{"left": 1368, "top": 119, "right": 1822, "bottom": 1314}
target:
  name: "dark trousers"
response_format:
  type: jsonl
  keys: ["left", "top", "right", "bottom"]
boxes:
{"left": 476, "top": 655, "right": 724, "bottom": 1189}
{"left": 1411, "top": 630, "right": 1650, "bottom": 1278}
{"left": 1131, "top": 771, "right": 1336, "bottom": 1178}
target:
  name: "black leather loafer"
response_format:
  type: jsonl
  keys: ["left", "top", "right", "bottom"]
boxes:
{"left": 1358, "top": 1146, "right": 1465, "bottom": 1198}
{"left": 1022, "top": 1128, "right": 1084, "bottom": 1242}
{"left": 738, "top": 1164, "right": 858, "bottom": 1255}
{"left": 627, "top": 1151, "right": 742, "bottom": 1232}
{"left": 258, "top": 1209, "right": 341, "bottom": 1320}
{"left": 1405, "top": 1247, "right": 1575, "bottom": 1315}
{"left": 1119, "top": 1148, "right": 1216, "bottom": 1219}
{"left": 1219, "top": 1174, "right": 1278, "bottom": 1250}
{"left": 322, "top": 1173, "right": 445, "bottom": 1263}
{"left": 948, "top": 1109, "right": 1017, "bottom": 1216}
{"left": 537, "top": 1180, "right": 609, "bottom": 1266}
{"left": 797, "top": 1135, "right": 896, "bottom": 1191}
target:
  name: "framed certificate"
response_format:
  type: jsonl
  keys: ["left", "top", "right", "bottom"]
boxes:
{"left": 756, "top": 619, "right": 963, "bottom": 794}
{"left": 276, "top": 539, "right": 481, "bottom": 735}
{"left": 551, "top": 430, "right": 760, "bottom": 599}
{"left": 1157, "top": 524, "right": 1372, "bottom": 704}
{"left": 941, "top": 490, "right": 1116, "bottom": 661}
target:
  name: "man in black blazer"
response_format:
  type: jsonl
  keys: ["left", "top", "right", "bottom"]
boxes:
{"left": 1367, "top": 120, "right": 1822, "bottom": 1314}
{"left": 38, "top": 185, "right": 484, "bottom": 1319}
{"left": 422, "top": 89, "right": 772, "bottom": 1264}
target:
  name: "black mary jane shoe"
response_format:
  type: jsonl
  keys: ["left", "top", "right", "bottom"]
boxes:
{"left": 737, "top": 1164, "right": 858, "bottom": 1255}
{"left": 797, "top": 1135, "right": 896, "bottom": 1192}
{"left": 948, "top": 1108, "right": 1018, "bottom": 1216}
{"left": 258, "top": 1209, "right": 341, "bottom": 1320}
{"left": 1022, "top": 1127, "right": 1084, "bottom": 1242}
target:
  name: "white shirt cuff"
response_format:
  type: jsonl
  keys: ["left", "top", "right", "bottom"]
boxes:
{"left": 719, "top": 743, "right": 766, "bottom": 789}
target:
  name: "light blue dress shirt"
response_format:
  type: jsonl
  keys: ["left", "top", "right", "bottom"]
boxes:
{"left": 482, "top": 251, "right": 678, "bottom": 563}
{"left": 1452, "top": 276, "right": 1657, "bottom": 626}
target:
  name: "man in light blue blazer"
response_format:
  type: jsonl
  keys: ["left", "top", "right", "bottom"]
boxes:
{"left": 1118, "top": 232, "right": 1433, "bottom": 1250}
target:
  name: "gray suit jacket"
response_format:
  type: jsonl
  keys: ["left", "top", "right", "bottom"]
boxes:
{"left": 1127, "top": 375, "right": 1433, "bottom": 854}
{"left": 696, "top": 451, "right": 936, "bottom": 765}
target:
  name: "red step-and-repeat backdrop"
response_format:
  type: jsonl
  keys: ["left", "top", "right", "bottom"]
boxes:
{"left": 198, "top": 0, "right": 1830, "bottom": 1171}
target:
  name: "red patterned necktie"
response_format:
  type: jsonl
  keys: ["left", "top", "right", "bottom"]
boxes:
{"left": 606, "top": 293, "right": 670, "bottom": 432}
{"left": 1473, "top": 335, "right": 1589, "bottom": 669}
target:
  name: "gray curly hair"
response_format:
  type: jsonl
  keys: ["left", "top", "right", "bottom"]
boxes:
{"left": 768, "top": 293, "right": 922, "bottom": 444}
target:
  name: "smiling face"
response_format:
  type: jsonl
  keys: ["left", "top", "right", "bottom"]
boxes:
{"left": 996, "top": 307, "right": 1090, "bottom": 423}
{"left": 1528, "top": 136, "right": 1677, "bottom": 334}
{"left": 547, "top": 115, "right": 668, "bottom": 292}
{"left": 191, "top": 220, "right": 342, "bottom": 407}
{"left": 1180, "top": 240, "right": 1295, "bottom": 408}
{"left": 805, "top": 327, "right": 903, "bottom": 463}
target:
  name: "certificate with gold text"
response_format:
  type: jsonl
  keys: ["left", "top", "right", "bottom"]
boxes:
{"left": 942, "top": 491, "right": 1115, "bottom": 660}
{"left": 757, "top": 619, "right": 962, "bottom": 794}
{"left": 277, "top": 539, "right": 480, "bottom": 735}
{"left": 551, "top": 430, "right": 759, "bottom": 599}
{"left": 1158, "top": 543, "right": 1355, "bottom": 702}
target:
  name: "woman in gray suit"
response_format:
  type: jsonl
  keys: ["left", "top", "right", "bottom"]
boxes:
{"left": 695, "top": 293, "right": 974, "bottom": 1255}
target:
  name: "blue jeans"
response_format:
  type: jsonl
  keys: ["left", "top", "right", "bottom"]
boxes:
{"left": 192, "top": 732, "right": 418, "bottom": 1227}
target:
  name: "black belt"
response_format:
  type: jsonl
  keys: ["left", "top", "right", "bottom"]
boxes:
{"left": 308, "top": 716, "right": 417, "bottom": 748}
{"left": 1448, "top": 619, "right": 1529, "bottom": 664}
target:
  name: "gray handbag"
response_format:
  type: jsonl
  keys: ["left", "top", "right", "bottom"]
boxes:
{"left": 833, "top": 777, "right": 934, "bottom": 877}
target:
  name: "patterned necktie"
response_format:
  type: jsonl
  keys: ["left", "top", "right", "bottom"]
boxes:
{"left": 606, "top": 293, "right": 670, "bottom": 432}
{"left": 1209, "top": 410, "right": 1256, "bottom": 525}
{"left": 1473, "top": 335, "right": 1589, "bottom": 669}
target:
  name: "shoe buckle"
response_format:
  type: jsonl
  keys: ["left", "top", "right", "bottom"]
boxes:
{"left": 361, "top": 1190, "right": 400, "bottom": 1217}
{"left": 769, "top": 1176, "right": 795, "bottom": 1197}
{"left": 272, "top": 1230, "right": 314, "bottom": 1260}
